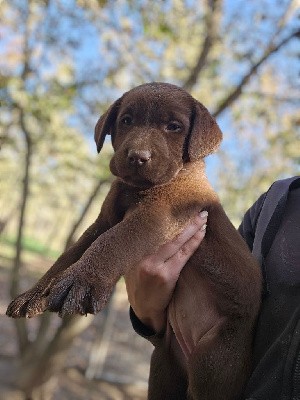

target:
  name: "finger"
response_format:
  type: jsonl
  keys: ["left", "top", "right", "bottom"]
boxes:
{"left": 164, "top": 227, "right": 206, "bottom": 277}
{"left": 150, "top": 212, "right": 208, "bottom": 264}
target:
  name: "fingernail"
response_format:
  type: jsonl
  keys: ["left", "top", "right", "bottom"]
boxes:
{"left": 200, "top": 210, "right": 208, "bottom": 219}
{"left": 201, "top": 223, "right": 207, "bottom": 231}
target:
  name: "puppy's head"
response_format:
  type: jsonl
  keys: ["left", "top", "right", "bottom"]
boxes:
{"left": 95, "top": 82, "right": 222, "bottom": 188}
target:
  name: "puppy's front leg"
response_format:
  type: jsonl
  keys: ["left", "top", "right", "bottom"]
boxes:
{"left": 43, "top": 207, "right": 187, "bottom": 317}
{"left": 6, "top": 211, "right": 113, "bottom": 318}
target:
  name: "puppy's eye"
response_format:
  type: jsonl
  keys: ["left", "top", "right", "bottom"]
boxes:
{"left": 121, "top": 115, "right": 133, "bottom": 125}
{"left": 165, "top": 122, "right": 182, "bottom": 132}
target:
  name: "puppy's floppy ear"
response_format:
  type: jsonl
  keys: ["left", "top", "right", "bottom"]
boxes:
{"left": 94, "top": 98, "right": 122, "bottom": 153}
{"left": 187, "top": 100, "right": 222, "bottom": 161}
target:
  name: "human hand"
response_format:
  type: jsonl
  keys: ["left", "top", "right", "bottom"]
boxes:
{"left": 124, "top": 211, "right": 208, "bottom": 333}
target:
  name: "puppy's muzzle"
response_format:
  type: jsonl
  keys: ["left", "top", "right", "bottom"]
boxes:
{"left": 128, "top": 149, "right": 151, "bottom": 166}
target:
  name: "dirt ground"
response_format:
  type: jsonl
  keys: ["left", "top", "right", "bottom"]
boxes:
{"left": 0, "top": 256, "right": 153, "bottom": 400}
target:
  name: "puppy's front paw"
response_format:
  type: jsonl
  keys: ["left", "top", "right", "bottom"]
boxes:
{"left": 45, "top": 270, "right": 112, "bottom": 317}
{"left": 6, "top": 283, "right": 51, "bottom": 318}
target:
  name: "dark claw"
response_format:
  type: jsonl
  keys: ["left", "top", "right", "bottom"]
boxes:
{"left": 6, "top": 297, "right": 28, "bottom": 318}
{"left": 23, "top": 296, "right": 47, "bottom": 318}
{"left": 91, "top": 291, "right": 110, "bottom": 315}
{"left": 59, "top": 284, "right": 92, "bottom": 316}
{"left": 46, "top": 279, "right": 73, "bottom": 312}
{"left": 6, "top": 290, "right": 45, "bottom": 318}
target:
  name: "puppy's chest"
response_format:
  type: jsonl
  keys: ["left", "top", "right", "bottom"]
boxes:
{"left": 115, "top": 179, "right": 213, "bottom": 223}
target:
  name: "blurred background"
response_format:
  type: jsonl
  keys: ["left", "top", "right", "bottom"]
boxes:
{"left": 0, "top": 0, "right": 299, "bottom": 399}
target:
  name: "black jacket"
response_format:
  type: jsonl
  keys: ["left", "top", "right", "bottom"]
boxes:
{"left": 239, "top": 176, "right": 300, "bottom": 400}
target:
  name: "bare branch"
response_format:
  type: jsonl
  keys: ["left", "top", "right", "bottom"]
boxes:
{"left": 213, "top": 29, "right": 300, "bottom": 118}
{"left": 183, "top": 0, "right": 222, "bottom": 91}
{"left": 246, "top": 91, "right": 300, "bottom": 104}
{"left": 64, "top": 178, "right": 110, "bottom": 250}
{"left": 271, "top": 0, "right": 295, "bottom": 40}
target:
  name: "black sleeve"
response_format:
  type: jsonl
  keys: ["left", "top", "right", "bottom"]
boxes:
{"left": 129, "top": 306, "right": 156, "bottom": 337}
{"left": 238, "top": 192, "right": 267, "bottom": 251}
{"left": 129, "top": 307, "right": 164, "bottom": 344}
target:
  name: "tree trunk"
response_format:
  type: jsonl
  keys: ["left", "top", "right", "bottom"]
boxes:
{"left": 183, "top": 0, "right": 222, "bottom": 91}
{"left": 64, "top": 178, "right": 109, "bottom": 250}
{"left": 15, "top": 179, "right": 111, "bottom": 398}
{"left": 18, "top": 315, "right": 94, "bottom": 399}
{"left": 9, "top": 0, "right": 34, "bottom": 357}
{"left": 10, "top": 108, "right": 32, "bottom": 355}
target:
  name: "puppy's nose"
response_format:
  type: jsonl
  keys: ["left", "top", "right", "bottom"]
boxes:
{"left": 128, "top": 150, "right": 151, "bottom": 166}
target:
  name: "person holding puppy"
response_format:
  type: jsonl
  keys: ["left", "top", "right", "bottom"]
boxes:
{"left": 125, "top": 176, "right": 300, "bottom": 399}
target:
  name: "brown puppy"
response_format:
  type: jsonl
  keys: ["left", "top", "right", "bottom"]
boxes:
{"left": 7, "top": 82, "right": 262, "bottom": 400}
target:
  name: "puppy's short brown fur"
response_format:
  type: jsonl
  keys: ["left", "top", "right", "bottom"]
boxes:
{"left": 7, "top": 83, "right": 262, "bottom": 400}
